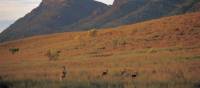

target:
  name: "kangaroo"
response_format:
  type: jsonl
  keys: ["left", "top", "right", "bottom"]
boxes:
{"left": 121, "top": 69, "right": 128, "bottom": 76}
{"left": 120, "top": 69, "right": 138, "bottom": 79}
{"left": 131, "top": 72, "right": 138, "bottom": 78}
{"left": 60, "top": 66, "right": 67, "bottom": 80}
{"left": 102, "top": 69, "right": 108, "bottom": 77}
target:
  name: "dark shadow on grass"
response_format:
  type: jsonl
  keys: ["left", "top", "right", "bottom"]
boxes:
{"left": 0, "top": 81, "right": 10, "bottom": 88}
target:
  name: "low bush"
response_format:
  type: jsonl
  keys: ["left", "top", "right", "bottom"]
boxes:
{"left": 9, "top": 48, "right": 19, "bottom": 54}
{"left": 112, "top": 37, "right": 128, "bottom": 48}
{"left": 88, "top": 29, "right": 97, "bottom": 37}
{"left": 46, "top": 49, "right": 61, "bottom": 61}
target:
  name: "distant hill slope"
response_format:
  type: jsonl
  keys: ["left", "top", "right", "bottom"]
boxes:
{"left": 0, "top": 0, "right": 200, "bottom": 43}
{"left": 0, "top": 12, "right": 199, "bottom": 59}
{"left": 72, "top": 0, "right": 200, "bottom": 29}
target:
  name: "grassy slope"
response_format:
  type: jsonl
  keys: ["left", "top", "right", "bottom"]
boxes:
{"left": 0, "top": 12, "right": 200, "bottom": 88}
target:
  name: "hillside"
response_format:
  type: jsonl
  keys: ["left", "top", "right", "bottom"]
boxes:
{"left": 0, "top": 12, "right": 200, "bottom": 88}
{"left": 1, "top": 0, "right": 200, "bottom": 43}
{"left": 0, "top": 0, "right": 109, "bottom": 42}
{"left": 1, "top": 12, "right": 200, "bottom": 52}
{"left": 74, "top": 0, "right": 200, "bottom": 29}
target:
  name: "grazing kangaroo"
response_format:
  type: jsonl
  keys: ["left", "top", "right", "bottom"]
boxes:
{"left": 120, "top": 69, "right": 139, "bottom": 79}
{"left": 60, "top": 66, "right": 67, "bottom": 80}
{"left": 102, "top": 69, "right": 108, "bottom": 76}
{"left": 131, "top": 72, "right": 138, "bottom": 78}
{"left": 121, "top": 69, "right": 128, "bottom": 76}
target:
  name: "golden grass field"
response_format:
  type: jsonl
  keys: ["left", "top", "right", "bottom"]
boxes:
{"left": 0, "top": 12, "right": 200, "bottom": 88}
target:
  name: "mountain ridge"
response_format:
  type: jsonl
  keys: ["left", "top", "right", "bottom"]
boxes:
{"left": 0, "top": 0, "right": 109, "bottom": 42}
{"left": 0, "top": 0, "right": 200, "bottom": 43}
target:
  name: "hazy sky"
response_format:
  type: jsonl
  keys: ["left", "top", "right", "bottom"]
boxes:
{"left": 0, "top": 0, "right": 114, "bottom": 33}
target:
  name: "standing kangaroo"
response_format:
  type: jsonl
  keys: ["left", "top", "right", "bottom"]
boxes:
{"left": 102, "top": 69, "right": 108, "bottom": 77}
{"left": 60, "top": 66, "right": 67, "bottom": 80}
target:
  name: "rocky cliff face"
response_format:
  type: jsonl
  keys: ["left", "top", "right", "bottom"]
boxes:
{"left": 0, "top": 0, "right": 109, "bottom": 42}
{"left": 0, "top": 0, "right": 200, "bottom": 42}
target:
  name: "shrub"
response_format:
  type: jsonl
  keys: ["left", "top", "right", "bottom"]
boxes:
{"left": 112, "top": 37, "right": 128, "bottom": 48}
{"left": 74, "top": 35, "right": 81, "bottom": 40}
{"left": 46, "top": 49, "right": 61, "bottom": 61}
{"left": 9, "top": 48, "right": 19, "bottom": 54}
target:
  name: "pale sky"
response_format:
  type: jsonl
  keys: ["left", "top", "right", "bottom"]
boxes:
{"left": 0, "top": 0, "right": 114, "bottom": 33}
